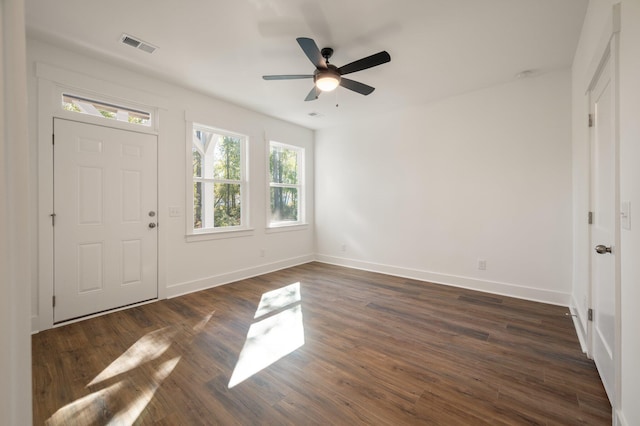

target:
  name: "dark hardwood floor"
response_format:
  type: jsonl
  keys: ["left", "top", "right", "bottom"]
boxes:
{"left": 32, "top": 262, "right": 611, "bottom": 425}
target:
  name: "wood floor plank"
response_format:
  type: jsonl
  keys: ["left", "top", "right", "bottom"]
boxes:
{"left": 33, "top": 262, "right": 610, "bottom": 425}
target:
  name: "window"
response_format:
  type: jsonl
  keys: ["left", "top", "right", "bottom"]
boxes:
{"left": 190, "top": 124, "right": 248, "bottom": 233}
{"left": 62, "top": 94, "right": 151, "bottom": 126}
{"left": 269, "top": 142, "right": 304, "bottom": 227}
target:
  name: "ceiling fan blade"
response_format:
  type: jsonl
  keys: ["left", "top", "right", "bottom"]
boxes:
{"left": 263, "top": 75, "right": 313, "bottom": 80}
{"left": 304, "top": 86, "right": 320, "bottom": 101}
{"left": 340, "top": 78, "right": 375, "bottom": 95}
{"left": 297, "top": 37, "right": 327, "bottom": 69}
{"left": 338, "top": 51, "right": 391, "bottom": 75}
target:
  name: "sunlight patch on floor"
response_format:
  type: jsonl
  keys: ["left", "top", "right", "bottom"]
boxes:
{"left": 47, "top": 311, "right": 215, "bottom": 424}
{"left": 46, "top": 381, "right": 124, "bottom": 425}
{"left": 193, "top": 312, "right": 214, "bottom": 333}
{"left": 87, "top": 326, "right": 177, "bottom": 387}
{"left": 229, "top": 283, "right": 305, "bottom": 388}
{"left": 254, "top": 282, "right": 301, "bottom": 319}
{"left": 107, "top": 356, "right": 181, "bottom": 425}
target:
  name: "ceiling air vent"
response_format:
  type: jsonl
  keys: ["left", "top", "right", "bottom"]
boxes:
{"left": 138, "top": 43, "right": 156, "bottom": 54}
{"left": 120, "top": 33, "right": 157, "bottom": 54}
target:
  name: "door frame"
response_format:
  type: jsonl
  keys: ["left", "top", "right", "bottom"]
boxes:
{"left": 587, "top": 49, "right": 618, "bottom": 402}
{"left": 582, "top": 3, "right": 621, "bottom": 416}
{"left": 36, "top": 63, "right": 168, "bottom": 332}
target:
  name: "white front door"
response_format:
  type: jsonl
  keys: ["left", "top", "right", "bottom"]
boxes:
{"left": 53, "top": 118, "right": 158, "bottom": 322}
{"left": 589, "top": 53, "right": 616, "bottom": 403}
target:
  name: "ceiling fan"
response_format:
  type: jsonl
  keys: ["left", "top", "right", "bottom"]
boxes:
{"left": 263, "top": 37, "right": 391, "bottom": 101}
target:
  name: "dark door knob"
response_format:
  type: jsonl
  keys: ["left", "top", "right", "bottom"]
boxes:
{"left": 595, "top": 245, "right": 612, "bottom": 254}
{"left": 148, "top": 222, "right": 157, "bottom": 229}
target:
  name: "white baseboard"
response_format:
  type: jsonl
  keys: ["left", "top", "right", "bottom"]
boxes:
{"left": 314, "top": 254, "right": 570, "bottom": 306}
{"left": 166, "top": 254, "right": 315, "bottom": 298}
{"left": 615, "top": 409, "right": 627, "bottom": 426}
{"left": 32, "top": 255, "right": 314, "bottom": 332}
{"left": 569, "top": 294, "right": 588, "bottom": 354}
{"left": 31, "top": 316, "right": 39, "bottom": 334}
{"left": 33, "top": 254, "right": 571, "bottom": 332}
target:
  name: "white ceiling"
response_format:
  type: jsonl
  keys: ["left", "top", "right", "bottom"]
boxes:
{"left": 25, "top": 0, "right": 588, "bottom": 130}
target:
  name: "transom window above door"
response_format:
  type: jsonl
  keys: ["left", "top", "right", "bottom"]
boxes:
{"left": 62, "top": 93, "right": 152, "bottom": 127}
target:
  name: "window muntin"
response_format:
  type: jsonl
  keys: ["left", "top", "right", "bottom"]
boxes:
{"left": 62, "top": 94, "right": 151, "bottom": 126}
{"left": 269, "top": 142, "right": 304, "bottom": 226}
{"left": 192, "top": 124, "right": 248, "bottom": 232}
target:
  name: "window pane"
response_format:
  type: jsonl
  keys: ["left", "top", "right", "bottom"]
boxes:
{"left": 270, "top": 146, "right": 298, "bottom": 184}
{"left": 214, "top": 137, "right": 241, "bottom": 180}
{"left": 193, "top": 149, "right": 202, "bottom": 178}
{"left": 193, "top": 182, "right": 203, "bottom": 229}
{"left": 190, "top": 124, "right": 248, "bottom": 234}
{"left": 214, "top": 183, "right": 242, "bottom": 227}
{"left": 270, "top": 187, "right": 298, "bottom": 222}
{"left": 62, "top": 94, "right": 151, "bottom": 126}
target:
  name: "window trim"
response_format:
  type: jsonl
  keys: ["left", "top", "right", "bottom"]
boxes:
{"left": 186, "top": 121, "right": 250, "bottom": 238}
{"left": 38, "top": 63, "right": 165, "bottom": 135}
{"left": 267, "top": 141, "right": 306, "bottom": 229}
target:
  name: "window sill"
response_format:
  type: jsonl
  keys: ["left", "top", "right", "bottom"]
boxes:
{"left": 265, "top": 223, "right": 309, "bottom": 234}
{"left": 186, "top": 228, "right": 255, "bottom": 242}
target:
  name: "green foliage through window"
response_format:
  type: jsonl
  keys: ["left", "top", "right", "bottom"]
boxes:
{"left": 270, "top": 143, "right": 303, "bottom": 224}
{"left": 192, "top": 125, "right": 246, "bottom": 231}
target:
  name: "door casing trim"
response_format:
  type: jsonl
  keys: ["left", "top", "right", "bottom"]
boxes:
{"left": 36, "top": 64, "right": 167, "bottom": 332}
{"left": 580, "top": 2, "right": 621, "bottom": 414}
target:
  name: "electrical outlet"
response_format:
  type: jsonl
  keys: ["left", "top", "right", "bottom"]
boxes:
{"left": 340, "top": 244, "right": 347, "bottom": 252}
{"left": 478, "top": 259, "right": 487, "bottom": 270}
{"left": 260, "top": 249, "right": 265, "bottom": 258}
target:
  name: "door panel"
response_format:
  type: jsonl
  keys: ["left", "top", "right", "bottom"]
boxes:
{"left": 122, "top": 239, "right": 142, "bottom": 285}
{"left": 54, "top": 118, "right": 158, "bottom": 322}
{"left": 590, "top": 54, "right": 615, "bottom": 402}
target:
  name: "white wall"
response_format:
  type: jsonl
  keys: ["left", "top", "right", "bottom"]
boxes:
{"left": 618, "top": 1, "right": 640, "bottom": 424}
{"left": 315, "top": 70, "right": 573, "bottom": 305}
{"left": 1, "top": 0, "right": 32, "bottom": 423}
{"left": 27, "top": 39, "right": 315, "bottom": 331}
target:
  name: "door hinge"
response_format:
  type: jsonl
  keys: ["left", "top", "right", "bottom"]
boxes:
{"left": 588, "top": 308, "right": 593, "bottom": 321}
{"left": 52, "top": 295, "right": 56, "bottom": 307}
{"left": 588, "top": 114, "right": 594, "bottom": 128}
{"left": 50, "top": 213, "right": 56, "bottom": 226}
{"left": 588, "top": 211, "right": 593, "bottom": 225}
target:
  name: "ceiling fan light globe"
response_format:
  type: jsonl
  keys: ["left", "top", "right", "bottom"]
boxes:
{"left": 316, "top": 75, "right": 340, "bottom": 91}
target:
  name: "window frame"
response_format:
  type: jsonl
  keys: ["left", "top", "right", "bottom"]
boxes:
{"left": 61, "top": 93, "right": 153, "bottom": 128}
{"left": 186, "top": 121, "right": 251, "bottom": 240}
{"left": 267, "top": 141, "right": 306, "bottom": 229}
{"left": 54, "top": 86, "right": 159, "bottom": 133}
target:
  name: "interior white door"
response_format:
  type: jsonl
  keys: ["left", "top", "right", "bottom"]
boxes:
{"left": 54, "top": 118, "right": 158, "bottom": 322}
{"left": 590, "top": 54, "right": 616, "bottom": 403}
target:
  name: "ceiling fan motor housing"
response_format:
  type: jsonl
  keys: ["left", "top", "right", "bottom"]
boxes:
{"left": 321, "top": 47, "right": 334, "bottom": 60}
{"left": 314, "top": 64, "right": 341, "bottom": 85}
